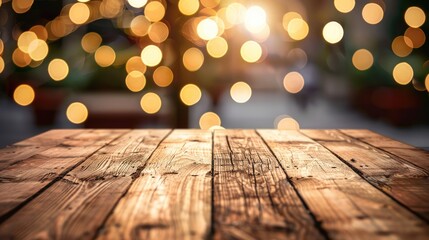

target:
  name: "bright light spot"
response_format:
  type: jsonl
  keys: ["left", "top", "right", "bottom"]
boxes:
{"left": 30, "top": 25, "right": 48, "bottom": 41}
{"left": 352, "top": 49, "right": 374, "bottom": 71}
{"left": 48, "top": 59, "right": 69, "bottom": 81}
{"left": 206, "top": 36, "right": 228, "bottom": 58}
{"left": 99, "top": 0, "right": 123, "bottom": 18}
{"left": 405, "top": 28, "right": 426, "bottom": 49}
{"left": 282, "top": 12, "right": 302, "bottom": 31}
{"left": 201, "top": 0, "right": 219, "bottom": 8}
{"left": 126, "top": 71, "right": 146, "bottom": 92}
{"left": 334, "top": 0, "right": 355, "bottom": 13}
{"left": 322, "top": 21, "right": 344, "bottom": 44}
{"left": 183, "top": 48, "right": 204, "bottom": 71}
{"left": 362, "top": 3, "right": 384, "bottom": 25}
{"left": 148, "top": 22, "right": 169, "bottom": 43}
{"left": 153, "top": 66, "right": 173, "bottom": 87}
{"left": 126, "top": 56, "right": 147, "bottom": 74}
{"left": 144, "top": 1, "right": 165, "bottom": 22}
{"left": 287, "top": 18, "right": 309, "bottom": 41}
{"left": 199, "top": 112, "right": 221, "bottom": 130}
{"left": 14, "top": 84, "right": 35, "bottom": 106}
{"left": 240, "top": 41, "right": 262, "bottom": 63}
{"left": 404, "top": 6, "right": 426, "bottom": 28}
{"left": 180, "top": 84, "right": 202, "bottom": 106}
{"left": 283, "top": 72, "right": 305, "bottom": 94}
{"left": 17, "top": 31, "right": 37, "bottom": 53}
{"left": 69, "top": 3, "right": 90, "bottom": 25}
{"left": 12, "top": 48, "right": 31, "bottom": 67}
{"left": 140, "top": 92, "right": 162, "bottom": 114}
{"left": 244, "top": 6, "right": 267, "bottom": 33}
{"left": 393, "top": 62, "right": 413, "bottom": 85}
{"left": 67, "top": 102, "right": 88, "bottom": 124}
{"left": 95, "top": 45, "right": 116, "bottom": 67}
{"left": 28, "top": 39, "right": 49, "bottom": 61}
{"left": 128, "top": 0, "right": 147, "bottom": 8}
{"left": 276, "top": 116, "right": 300, "bottom": 130}
{"left": 81, "top": 32, "right": 102, "bottom": 53}
{"left": 230, "top": 82, "right": 252, "bottom": 103}
{"left": 12, "top": 0, "right": 34, "bottom": 14}
{"left": 391, "top": 36, "right": 413, "bottom": 57}
{"left": 425, "top": 74, "right": 429, "bottom": 92}
{"left": 178, "top": 0, "right": 199, "bottom": 16}
{"left": 0, "top": 57, "right": 4, "bottom": 74}
{"left": 0, "top": 40, "right": 3, "bottom": 55}
{"left": 226, "top": 3, "right": 246, "bottom": 25}
{"left": 197, "top": 18, "right": 218, "bottom": 40}
{"left": 130, "top": 15, "right": 151, "bottom": 37}
{"left": 141, "top": 45, "right": 162, "bottom": 67}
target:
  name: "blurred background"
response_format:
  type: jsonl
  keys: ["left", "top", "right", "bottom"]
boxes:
{"left": 0, "top": 0, "right": 428, "bottom": 148}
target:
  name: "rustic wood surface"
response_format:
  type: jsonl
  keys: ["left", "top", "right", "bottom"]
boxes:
{"left": 0, "top": 129, "right": 428, "bottom": 240}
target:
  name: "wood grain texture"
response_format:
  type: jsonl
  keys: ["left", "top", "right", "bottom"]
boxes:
{"left": 0, "top": 130, "right": 170, "bottom": 240}
{"left": 97, "top": 129, "right": 212, "bottom": 240}
{"left": 340, "top": 129, "right": 429, "bottom": 172}
{"left": 0, "top": 129, "right": 127, "bottom": 219}
{"left": 213, "top": 130, "right": 324, "bottom": 240}
{"left": 258, "top": 130, "right": 429, "bottom": 239}
{"left": 301, "top": 129, "right": 429, "bottom": 222}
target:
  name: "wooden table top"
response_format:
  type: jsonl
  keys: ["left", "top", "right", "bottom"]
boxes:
{"left": 0, "top": 129, "right": 428, "bottom": 239}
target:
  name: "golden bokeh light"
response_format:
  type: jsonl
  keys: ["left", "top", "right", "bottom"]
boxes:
{"left": 141, "top": 45, "right": 163, "bottom": 67}
{"left": 287, "top": 18, "right": 309, "bottom": 41}
{"left": 12, "top": 0, "right": 34, "bottom": 14}
{"left": 352, "top": 49, "right": 374, "bottom": 71}
{"left": 322, "top": 21, "right": 344, "bottom": 44}
{"left": 12, "top": 48, "right": 31, "bottom": 67}
{"left": 230, "top": 82, "right": 252, "bottom": 103}
{"left": 125, "top": 70, "right": 146, "bottom": 92}
{"left": 66, "top": 102, "right": 88, "bottom": 124}
{"left": 199, "top": 112, "right": 221, "bottom": 130}
{"left": 148, "top": 22, "right": 169, "bottom": 43}
{"left": 180, "top": 84, "right": 202, "bottom": 106}
{"left": 13, "top": 84, "right": 35, "bottom": 106}
{"left": 201, "top": 0, "right": 219, "bottom": 8}
{"left": 404, "top": 6, "right": 426, "bottom": 28}
{"left": 183, "top": 48, "right": 204, "bottom": 71}
{"left": 178, "top": 0, "right": 199, "bottom": 16}
{"left": 140, "top": 92, "right": 162, "bottom": 114}
{"left": 283, "top": 72, "right": 305, "bottom": 94}
{"left": 28, "top": 39, "right": 49, "bottom": 61}
{"left": 362, "top": 3, "right": 384, "bottom": 25}
{"left": 81, "top": 32, "right": 102, "bottom": 53}
{"left": 425, "top": 74, "right": 429, "bottom": 92}
{"left": 405, "top": 27, "right": 426, "bottom": 48}
{"left": 0, "top": 57, "right": 4, "bottom": 74}
{"left": 197, "top": 18, "right": 219, "bottom": 40}
{"left": 48, "top": 59, "right": 69, "bottom": 81}
{"left": 69, "top": 3, "right": 90, "bottom": 25}
{"left": 391, "top": 36, "right": 413, "bottom": 57}
{"left": 130, "top": 15, "right": 151, "bottom": 37}
{"left": 17, "top": 31, "right": 37, "bottom": 53}
{"left": 126, "top": 56, "right": 147, "bottom": 73}
{"left": 226, "top": 2, "right": 246, "bottom": 25}
{"left": 276, "top": 116, "right": 300, "bottom": 130}
{"left": 144, "top": 1, "right": 165, "bottom": 22}
{"left": 29, "top": 25, "right": 48, "bottom": 41}
{"left": 334, "top": 0, "right": 355, "bottom": 13}
{"left": 95, "top": 45, "right": 116, "bottom": 67}
{"left": 244, "top": 6, "right": 267, "bottom": 34}
{"left": 240, "top": 41, "right": 262, "bottom": 63}
{"left": 282, "top": 12, "right": 302, "bottom": 32}
{"left": 0, "top": 39, "right": 3, "bottom": 55}
{"left": 99, "top": 0, "right": 123, "bottom": 18}
{"left": 153, "top": 66, "right": 174, "bottom": 87}
{"left": 206, "top": 36, "right": 228, "bottom": 58}
{"left": 392, "top": 62, "right": 413, "bottom": 85}
{"left": 128, "top": 0, "right": 148, "bottom": 8}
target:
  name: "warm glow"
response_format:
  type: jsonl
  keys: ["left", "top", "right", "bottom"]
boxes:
{"left": 287, "top": 18, "right": 309, "bottom": 41}
{"left": 12, "top": 0, "right": 34, "bottom": 14}
{"left": 141, "top": 45, "right": 163, "bottom": 67}
{"left": 391, "top": 36, "right": 413, "bottom": 57}
{"left": 12, "top": 48, "right": 31, "bottom": 67}
{"left": 404, "top": 6, "right": 426, "bottom": 28}
{"left": 362, "top": 3, "right": 384, "bottom": 25}
{"left": 334, "top": 0, "right": 355, "bottom": 13}
{"left": 183, "top": 48, "right": 204, "bottom": 72}
{"left": 95, "top": 45, "right": 116, "bottom": 67}
{"left": 244, "top": 6, "right": 267, "bottom": 33}
{"left": 144, "top": 1, "right": 165, "bottom": 22}
{"left": 128, "top": 0, "right": 148, "bottom": 8}
{"left": 277, "top": 116, "right": 300, "bottom": 130}
{"left": 322, "top": 21, "right": 344, "bottom": 44}
{"left": 30, "top": 25, "right": 48, "bottom": 41}
{"left": 125, "top": 71, "right": 146, "bottom": 92}
{"left": 0, "top": 57, "right": 4, "bottom": 74}
{"left": 405, "top": 28, "right": 426, "bottom": 49}
{"left": 66, "top": 102, "right": 88, "bottom": 124}
{"left": 140, "top": 92, "right": 162, "bottom": 114}
{"left": 201, "top": 0, "right": 219, "bottom": 8}
{"left": 226, "top": 3, "right": 246, "bottom": 25}
{"left": 180, "top": 84, "right": 202, "bottom": 106}
{"left": 206, "top": 37, "right": 228, "bottom": 58}
{"left": 425, "top": 74, "right": 429, "bottom": 92}
{"left": 230, "top": 82, "right": 252, "bottom": 103}
{"left": 178, "top": 0, "right": 199, "bottom": 16}
{"left": 130, "top": 15, "right": 151, "bottom": 37}
{"left": 352, "top": 49, "right": 374, "bottom": 71}
{"left": 283, "top": 72, "right": 305, "bottom": 94}
{"left": 14, "top": 84, "right": 35, "bottom": 106}
{"left": 148, "top": 22, "right": 169, "bottom": 43}
{"left": 0, "top": 40, "right": 3, "bottom": 55}
{"left": 28, "top": 39, "right": 49, "bottom": 61}
{"left": 48, "top": 59, "right": 69, "bottom": 81}
{"left": 126, "top": 56, "right": 147, "bottom": 74}
{"left": 393, "top": 62, "right": 413, "bottom": 85}
{"left": 240, "top": 41, "right": 262, "bottom": 63}
{"left": 153, "top": 66, "right": 174, "bottom": 87}
{"left": 282, "top": 12, "right": 302, "bottom": 32}
{"left": 17, "top": 31, "right": 37, "bottom": 53}
{"left": 81, "top": 32, "right": 102, "bottom": 53}
{"left": 199, "top": 112, "right": 221, "bottom": 130}
{"left": 197, "top": 18, "right": 219, "bottom": 40}
{"left": 69, "top": 3, "right": 90, "bottom": 25}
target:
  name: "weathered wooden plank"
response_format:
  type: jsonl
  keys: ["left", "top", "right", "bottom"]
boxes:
{"left": 213, "top": 130, "right": 324, "bottom": 240}
{"left": 0, "top": 129, "right": 170, "bottom": 240}
{"left": 302, "top": 129, "right": 429, "bottom": 222}
{"left": 258, "top": 130, "right": 429, "bottom": 239}
{"left": 0, "top": 129, "right": 128, "bottom": 220}
{"left": 340, "top": 129, "right": 429, "bottom": 172}
{"left": 97, "top": 129, "right": 212, "bottom": 240}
